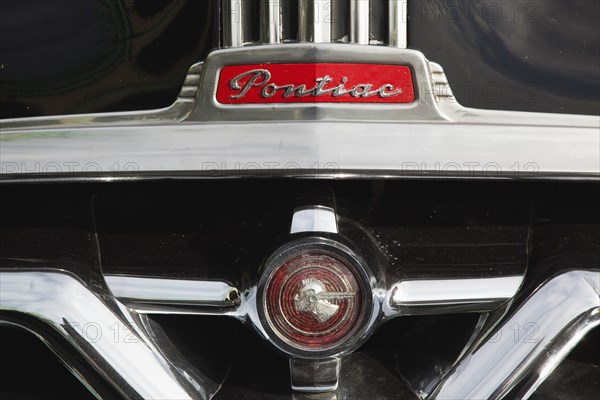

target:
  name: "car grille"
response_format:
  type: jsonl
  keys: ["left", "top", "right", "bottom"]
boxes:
{"left": 1, "top": 1, "right": 599, "bottom": 399}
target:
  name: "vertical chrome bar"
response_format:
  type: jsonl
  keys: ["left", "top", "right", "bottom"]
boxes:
{"left": 389, "top": 0, "right": 408, "bottom": 48}
{"left": 298, "top": 0, "right": 332, "bottom": 42}
{"left": 298, "top": 0, "right": 311, "bottom": 41}
{"left": 349, "top": 0, "right": 370, "bottom": 44}
{"left": 314, "top": 0, "right": 332, "bottom": 42}
{"left": 261, "top": 0, "right": 282, "bottom": 44}
{"left": 222, "top": 0, "right": 243, "bottom": 47}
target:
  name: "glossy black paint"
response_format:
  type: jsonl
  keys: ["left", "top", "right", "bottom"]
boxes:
{"left": 0, "top": 0, "right": 218, "bottom": 118}
{"left": 1, "top": 180, "right": 598, "bottom": 280}
{"left": 409, "top": 0, "right": 600, "bottom": 115}
{"left": 1, "top": 0, "right": 598, "bottom": 118}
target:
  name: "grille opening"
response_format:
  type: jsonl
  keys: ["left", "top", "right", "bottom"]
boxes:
{"left": 1, "top": 179, "right": 598, "bottom": 398}
{"left": 0, "top": 325, "right": 105, "bottom": 400}
{"left": 361, "top": 313, "right": 482, "bottom": 396}
{"left": 210, "top": 313, "right": 480, "bottom": 399}
{"left": 369, "top": 0, "right": 389, "bottom": 44}
{"left": 282, "top": 0, "right": 300, "bottom": 42}
{"left": 147, "top": 315, "right": 240, "bottom": 388}
{"left": 331, "top": 0, "right": 349, "bottom": 42}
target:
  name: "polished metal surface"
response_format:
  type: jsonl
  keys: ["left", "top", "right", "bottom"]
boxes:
{"left": 222, "top": 0, "right": 245, "bottom": 47}
{"left": 2, "top": 119, "right": 598, "bottom": 182}
{"left": 389, "top": 276, "right": 524, "bottom": 314}
{"left": 290, "top": 206, "right": 338, "bottom": 234}
{"left": 299, "top": 0, "right": 332, "bottom": 43}
{"left": 0, "top": 62, "right": 203, "bottom": 131}
{"left": 260, "top": 0, "right": 282, "bottom": 44}
{"left": 0, "top": 269, "right": 220, "bottom": 400}
{"left": 189, "top": 44, "right": 599, "bottom": 125}
{"left": 2, "top": 44, "right": 598, "bottom": 182}
{"left": 191, "top": 44, "right": 443, "bottom": 122}
{"left": 293, "top": 279, "right": 356, "bottom": 323}
{"left": 431, "top": 270, "right": 600, "bottom": 400}
{"left": 105, "top": 275, "right": 240, "bottom": 308}
{"left": 290, "top": 358, "right": 341, "bottom": 392}
{"left": 2, "top": 258, "right": 594, "bottom": 397}
{"left": 389, "top": 0, "right": 408, "bottom": 48}
{"left": 349, "top": 0, "right": 369, "bottom": 45}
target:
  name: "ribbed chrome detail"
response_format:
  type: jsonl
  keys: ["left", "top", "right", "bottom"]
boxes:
{"left": 221, "top": 0, "right": 408, "bottom": 47}
{"left": 178, "top": 62, "right": 204, "bottom": 102}
{"left": 429, "top": 61, "right": 456, "bottom": 102}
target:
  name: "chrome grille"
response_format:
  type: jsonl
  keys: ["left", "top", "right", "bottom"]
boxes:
{"left": 221, "top": 0, "right": 408, "bottom": 47}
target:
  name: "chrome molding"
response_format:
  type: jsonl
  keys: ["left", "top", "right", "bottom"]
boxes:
{"left": 290, "top": 358, "right": 340, "bottom": 392}
{"left": 1, "top": 119, "right": 598, "bottom": 182}
{"left": 0, "top": 269, "right": 223, "bottom": 400}
{"left": 431, "top": 270, "right": 600, "bottom": 400}
{"left": 299, "top": 0, "right": 332, "bottom": 43}
{"left": 222, "top": 0, "right": 245, "bottom": 47}
{"left": 290, "top": 206, "right": 338, "bottom": 234}
{"left": 220, "top": 0, "right": 408, "bottom": 47}
{"left": 389, "top": 276, "right": 524, "bottom": 314}
{"left": 2, "top": 266, "right": 595, "bottom": 397}
{"left": 0, "top": 62, "right": 203, "bottom": 131}
{"left": 104, "top": 275, "right": 240, "bottom": 308}
{"left": 1, "top": 44, "right": 598, "bottom": 182}
{"left": 349, "top": 0, "right": 369, "bottom": 45}
{"left": 389, "top": 0, "right": 408, "bottom": 48}
{"left": 260, "top": 0, "right": 282, "bottom": 44}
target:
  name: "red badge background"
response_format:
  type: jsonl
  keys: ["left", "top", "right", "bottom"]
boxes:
{"left": 217, "top": 63, "right": 415, "bottom": 104}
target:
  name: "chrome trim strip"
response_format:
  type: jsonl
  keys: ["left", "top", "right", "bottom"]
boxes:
{"left": 0, "top": 270, "right": 211, "bottom": 400}
{"left": 290, "top": 358, "right": 340, "bottom": 392}
{"left": 431, "top": 270, "right": 600, "bottom": 400}
{"left": 313, "top": 0, "right": 332, "bottom": 43}
{"left": 261, "top": 0, "right": 282, "bottom": 44}
{"left": 390, "top": 276, "right": 524, "bottom": 308}
{"left": 222, "top": 0, "right": 244, "bottom": 47}
{"left": 290, "top": 206, "right": 338, "bottom": 234}
{"left": 2, "top": 120, "right": 598, "bottom": 181}
{"left": 299, "top": 0, "right": 332, "bottom": 43}
{"left": 104, "top": 275, "right": 240, "bottom": 307}
{"left": 1, "top": 45, "right": 598, "bottom": 182}
{"left": 389, "top": 0, "right": 408, "bottom": 48}
{"left": 349, "top": 0, "right": 370, "bottom": 45}
{"left": 0, "top": 62, "right": 203, "bottom": 131}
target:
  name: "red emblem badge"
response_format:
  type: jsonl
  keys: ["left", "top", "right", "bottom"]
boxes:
{"left": 217, "top": 63, "right": 415, "bottom": 104}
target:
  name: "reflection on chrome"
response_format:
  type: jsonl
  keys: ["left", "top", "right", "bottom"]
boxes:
{"left": 290, "top": 206, "right": 338, "bottom": 234}
{"left": 432, "top": 270, "right": 600, "bottom": 400}
{"left": 389, "top": 276, "right": 524, "bottom": 313}
{"left": 0, "top": 270, "right": 222, "bottom": 400}
{"left": 105, "top": 275, "right": 240, "bottom": 308}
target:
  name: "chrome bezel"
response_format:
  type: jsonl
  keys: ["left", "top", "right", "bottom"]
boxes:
{"left": 256, "top": 237, "right": 377, "bottom": 359}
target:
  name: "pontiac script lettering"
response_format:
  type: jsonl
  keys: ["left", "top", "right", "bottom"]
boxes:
{"left": 229, "top": 69, "right": 403, "bottom": 99}
{"left": 216, "top": 63, "right": 415, "bottom": 104}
